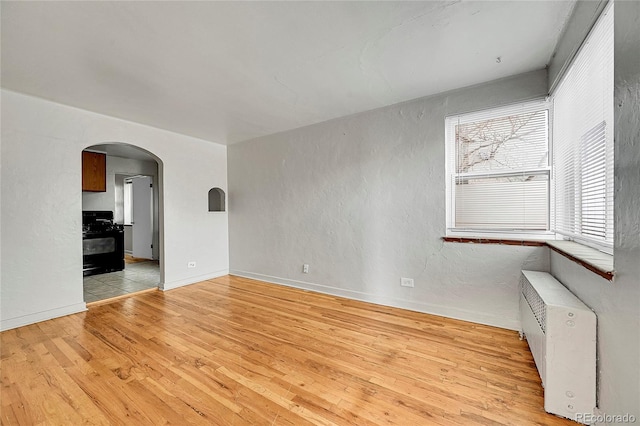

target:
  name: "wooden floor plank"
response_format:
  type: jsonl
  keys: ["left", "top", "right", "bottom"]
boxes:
{"left": 1, "top": 275, "right": 575, "bottom": 425}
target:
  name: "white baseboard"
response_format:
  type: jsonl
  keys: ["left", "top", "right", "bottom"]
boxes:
{"left": 162, "top": 269, "right": 229, "bottom": 291}
{"left": 229, "top": 270, "right": 520, "bottom": 331}
{"left": 0, "top": 302, "right": 87, "bottom": 332}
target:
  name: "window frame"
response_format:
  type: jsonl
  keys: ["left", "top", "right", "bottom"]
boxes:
{"left": 123, "top": 178, "right": 133, "bottom": 225}
{"left": 445, "top": 99, "right": 555, "bottom": 241}
{"left": 549, "top": 1, "right": 614, "bottom": 255}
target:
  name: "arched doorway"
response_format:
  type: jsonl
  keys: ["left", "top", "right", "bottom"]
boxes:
{"left": 81, "top": 142, "right": 164, "bottom": 303}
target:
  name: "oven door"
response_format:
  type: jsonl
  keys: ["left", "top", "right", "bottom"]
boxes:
{"left": 83, "top": 231, "right": 124, "bottom": 276}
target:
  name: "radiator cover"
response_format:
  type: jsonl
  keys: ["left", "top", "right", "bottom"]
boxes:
{"left": 520, "top": 270, "right": 597, "bottom": 423}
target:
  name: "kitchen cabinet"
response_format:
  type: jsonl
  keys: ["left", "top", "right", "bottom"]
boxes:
{"left": 82, "top": 151, "right": 106, "bottom": 192}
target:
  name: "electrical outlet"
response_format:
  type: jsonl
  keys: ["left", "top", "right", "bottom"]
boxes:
{"left": 188, "top": 261, "right": 196, "bottom": 268}
{"left": 303, "top": 264, "right": 309, "bottom": 274}
{"left": 400, "top": 277, "right": 414, "bottom": 288}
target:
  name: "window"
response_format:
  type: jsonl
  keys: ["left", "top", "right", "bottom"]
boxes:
{"left": 444, "top": 3, "right": 613, "bottom": 254}
{"left": 446, "top": 101, "right": 551, "bottom": 238}
{"left": 124, "top": 179, "right": 133, "bottom": 225}
{"left": 552, "top": 2, "right": 614, "bottom": 254}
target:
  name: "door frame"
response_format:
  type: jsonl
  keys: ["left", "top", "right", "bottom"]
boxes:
{"left": 81, "top": 142, "right": 165, "bottom": 288}
{"left": 130, "top": 175, "right": 154, "bottom": 260}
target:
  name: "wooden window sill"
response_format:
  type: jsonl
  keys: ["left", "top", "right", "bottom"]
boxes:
{"left": 442, "top": 237, "right": 614, "bottom": 281}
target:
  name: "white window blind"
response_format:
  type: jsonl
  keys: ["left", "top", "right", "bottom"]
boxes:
{"left": 446, "top": 101, "right": 550, "bottom": 235}
{"left": 552, "top": 2, "right": 613, "bottom": 253}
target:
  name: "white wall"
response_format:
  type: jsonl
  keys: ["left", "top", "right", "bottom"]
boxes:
{"left": 228, "top": 70, "right": 549, "bottom": 330}
{"left": 548, "top": 1, "right": 640, "bottom": 422}
{"left": 0, "top": 89, "right": 229, "bottom": 330}
{"left": 82, "top": 155, "right": 159, "bottom": 259}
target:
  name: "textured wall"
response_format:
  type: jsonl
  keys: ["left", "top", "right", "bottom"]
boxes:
{"left": 229, "top": 70, "right": 549, "bottom": 330}
{"left": 0, "top": 90, "right": 229, "bottom": 330}
{"left": 549, "top": 1, "right": 640, "bottom": 422}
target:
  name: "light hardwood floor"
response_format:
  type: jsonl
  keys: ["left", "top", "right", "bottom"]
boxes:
{"left": 1, "top": 275, "right": 575, "bottom": 425}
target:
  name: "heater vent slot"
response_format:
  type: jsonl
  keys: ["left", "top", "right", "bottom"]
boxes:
{"left": 521, "top": 275, "right": 547, "bottom": 333}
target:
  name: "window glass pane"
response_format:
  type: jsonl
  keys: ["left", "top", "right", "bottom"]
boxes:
{"left": 124, "top": 181, "right": 133, "bottom": 225}
{"left": 455, "top": 174, "right": 549, "bottom": 230}
{"left": 455, "top": 110, "right": 548, "bottom": 175}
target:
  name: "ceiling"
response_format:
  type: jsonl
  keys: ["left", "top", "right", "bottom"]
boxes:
{"left": 1, "top": 1, "right": 575, "bottom": 145}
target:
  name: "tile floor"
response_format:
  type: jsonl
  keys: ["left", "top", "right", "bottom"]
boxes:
{"left": 83, "top": 261, "right": 160, "bottom": 303}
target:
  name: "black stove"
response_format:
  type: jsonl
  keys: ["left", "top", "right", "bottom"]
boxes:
{"left": 82, "top": 211, "right": 124, "bottom": 276}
